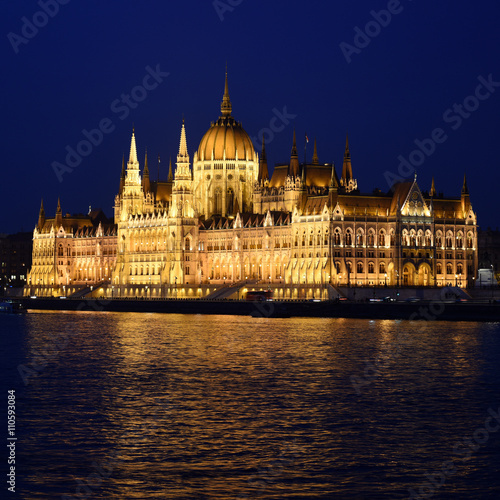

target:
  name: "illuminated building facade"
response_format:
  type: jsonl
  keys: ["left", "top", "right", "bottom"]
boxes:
{"left": 25, "top": 76, "right": 478, "bottom": 298}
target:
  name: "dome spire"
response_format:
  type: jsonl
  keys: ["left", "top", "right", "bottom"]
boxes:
{"left": 220, "top": 66, "right": 232, "bottom": 117}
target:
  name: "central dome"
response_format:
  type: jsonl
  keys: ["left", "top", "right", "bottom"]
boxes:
{"left": 197, "top": 116, "right": 255, "bottom": 161}
{"left": 196, "top": 72, "right": 255, "bottom": 162}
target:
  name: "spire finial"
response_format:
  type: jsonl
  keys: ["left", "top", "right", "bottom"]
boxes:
{"left": 221, "top": 66, "right": 232, "bottom": 116}
{"left": 56, "top": 197, "right": 61, "bottom": 213}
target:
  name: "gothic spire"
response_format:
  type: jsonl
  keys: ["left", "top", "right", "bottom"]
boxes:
{"left": 341, "top": 133, "right": 353, "bottom": 183}
{"left": 258, "top": 136, "right": 269, "bottom": 181}
{"left": 330, "top": 163, "right": 339, "bottom": 188}
{"left": 462, "top": 173, "right": 469, "bottom": 194}
{"left": 312, "top": 138, "right": 319, "bottom": 164}
{"left": 128, "top": 129, "right": 138, "bottom": 165}
{"left": 168, "top": 157, "right": 173, "bottom": 182}
{"left": 288, "top": 129, "right": 300, "bottom": 177}
{"left": 220, "top": 67, "right": 232, "bottom": 117}
{"left": 55, "top": 197, "right": 62, "bottom": 228}
{"left": 143, "top": 149, "right": 150, "bottom": 193}
{"left": 429, "top": 176, "right": 436, "bottom": 197}
{"left": 37, "top": 198, "right": 45, "bottom": 230}
{"left": 178, "top": 119, "right": 188, "bottom": 159}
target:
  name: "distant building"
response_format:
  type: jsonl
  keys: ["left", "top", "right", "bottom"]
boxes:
{"left": 0, "top": 232, "right": 32, "bottom": 291}
{"left": 477, "top": 228, "right": 500, "bottom": 285}
{"left": 25, "top": 74, "right": 479, "bottom": 298}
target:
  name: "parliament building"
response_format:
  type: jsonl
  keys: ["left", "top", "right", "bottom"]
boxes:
{"left": 25, "top": 75, "right": 478, "bottom": 299}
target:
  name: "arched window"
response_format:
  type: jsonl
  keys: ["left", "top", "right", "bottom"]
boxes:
{"left": 446, "top": 263, "right": 453, "bottom": 275}
{"left": 227, "top": 188, "right": 234, "bottom": 214}
{"left": 368, "top": 231, "right": 375, "bottom": 247}
{"left": 334, "top": 229, "right": 341, "bottom": 245}
{"left": 335, "top": 261, "right": 341, "bottom": 273}
{"left": 346, "top": 231, "right": 352, "bottom": 246}
{"left": 356, "top": 230, "right": 364, "bottom": 246}
{"left": 437, "top": 263, "right": 442, "bottom": 274}
{"left": 457, "top": 232, "right": 463, "bottom": 248}
{"left": 457, "top": 263, "right": 463, "bottom": 274}
{"left": 379, "top": 262, "right": 385, "bottom": 274}
{"left": 214, "top": 188, "right": 222, "bottom": 214}
{"left": 425, "top": 231, "right": 432, "bottom": 247}
{"left": 379, "top": 230, "right": 385, "bottom": 247}
{"left": 467, "top": 232, "right": 473, "bottom": 248}
{"left": 446, "top": 232, "right": 453, "bottom": 248}
{"left": 368, "top": 262, "right": 374, "bottom": 274}
{"left": 436, "top": 232, "right": 442, "bottom": 248}
{"left": 357, "top": 262, "right": 364, "bottom": 273}
{"left": 58, "top": 245, "right": 63, "bottom": 257}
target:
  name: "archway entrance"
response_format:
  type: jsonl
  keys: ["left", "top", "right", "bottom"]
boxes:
{"left": 417, "top": 263, "right": 432, "bottom": 286}
{"left": 403, "top": 263, "right": 416, "bottom": 286}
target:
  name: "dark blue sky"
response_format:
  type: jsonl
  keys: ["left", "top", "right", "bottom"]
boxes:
{"left": 2, "top": 0, "right": 500, "bottom": 234}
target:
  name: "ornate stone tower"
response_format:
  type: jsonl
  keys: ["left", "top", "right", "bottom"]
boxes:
{"left": 193, "top": 71, "right": 258, "bottom": 218}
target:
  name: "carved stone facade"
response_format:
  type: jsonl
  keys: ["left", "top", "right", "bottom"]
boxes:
{"left": 25, "top": 76, "right": 478, "bottom": 298}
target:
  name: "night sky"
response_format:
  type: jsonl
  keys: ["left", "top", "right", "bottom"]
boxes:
{"left": 2, "top": 0, "right": 500, "bottom": 234}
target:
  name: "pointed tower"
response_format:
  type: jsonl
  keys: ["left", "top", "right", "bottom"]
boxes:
{"left": 168, "top": 157, "right": 173, "bottom": 182}
{"left": 258, "top": 136, "right": 269, "bottom": 182}
{"left": 340, "top": 134, "right": 357, "bottom": 192}
{"left": 341, "top": 134, "right": 352, "bottom": 183}
{"left": 461, "top": 173, "right": 470, "bottom": 216}
{"left": 328, "top": 163, "right": 339, "bottom": 208}
{"left": 171, "top": 119, "right": 194, "bottom": 216}
{"left": 37, "top": 199, "right": 46, "bottom": 231}
{"left": 288, "top": 130, "right": 300, "bottom": 177}
{"left": 125, "top": 129, "right": 141, "bottom": 188}
{"left": 119, "top": 129, "right": 144, "bottom": 221}
{"left": 142, "top": 149, "right": 151, "bottom": 193}
{"left": 221, "top": 68, "right": 232, "bottom": 117}
{"left": 119, "top": 154, "right": 126, "bottom": 195}
{"left": 429, "top": 176, "right": 436, "bottom": 197}
{"left": 312, "top": 138, "right": 319, "bottom": 165}
{"left": 55, "top": 198, "right": 62, "bottom": 228}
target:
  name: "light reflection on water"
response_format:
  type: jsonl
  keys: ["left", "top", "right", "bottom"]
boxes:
{"left": 3, "top": 312, "right": 500, "bottom": 499}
